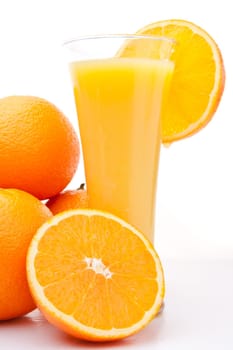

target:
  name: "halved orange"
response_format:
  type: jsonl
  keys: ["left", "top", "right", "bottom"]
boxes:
{"left": 27, "top": 209, "right": 164, "bottom": 342}
{"left": 121, "top": 19, "right": 225, "bottom": 143}
{"left": 137, "top": 19, "right": 225, "bottom": 143}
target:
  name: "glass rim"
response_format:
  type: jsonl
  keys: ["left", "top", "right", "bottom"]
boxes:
{"left": 63, "top": 33, "right": 175, "bottom": 47}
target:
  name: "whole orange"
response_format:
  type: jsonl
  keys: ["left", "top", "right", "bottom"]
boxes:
{"left": 0, "top": 188, "right": 52, "bottom": 320}
{"left": 46, "top": 183, "right": 88, "bottom": 215}
{"left": 0, "top": 96, "right": 80, "bottom": 200}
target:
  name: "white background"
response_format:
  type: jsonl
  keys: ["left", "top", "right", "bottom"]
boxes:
{"left": 0, "top": 0, "right": 232, "bottom": 261}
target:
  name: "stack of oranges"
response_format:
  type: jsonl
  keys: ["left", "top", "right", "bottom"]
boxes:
{"left": 0, "top": 19, "right": 225, "bottom": 342}
{"left": 0, "top": 95, "right": 81, "bottom": 320}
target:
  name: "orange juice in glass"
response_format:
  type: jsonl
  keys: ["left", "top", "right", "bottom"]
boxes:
{"left": 64, "top": 35, "right": 174, "bottom": 242}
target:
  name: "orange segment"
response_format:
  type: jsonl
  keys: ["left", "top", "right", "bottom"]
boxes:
{"left": 137, "top": 19, "right": 225, "bottom": 142}
{"left": 27, "top": 209, "right": 164, "bottom": 342}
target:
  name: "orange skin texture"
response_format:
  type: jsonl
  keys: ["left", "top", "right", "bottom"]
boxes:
{"left": 0, "top": 96, "right": 80, "bottom": 200}
{"left": 46, "top": 185, "right": 88, "bottom": 214}
{"left": 0, "top": 188, "right": 52, "bottom": 320}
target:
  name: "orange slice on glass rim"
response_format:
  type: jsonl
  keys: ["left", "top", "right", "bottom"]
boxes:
{"left": 121, "top": 19, "right": 225, "bottom": 143}
{"left": 27, "top": 209, "right": 164, "bottom": 342}
{"left": 138, "top": 19, "right": 225, "bottom": 143}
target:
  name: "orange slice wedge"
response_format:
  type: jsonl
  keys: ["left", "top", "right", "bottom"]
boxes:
{"left": 27, "top": 209, "right": 164, "bottom": 342}
{"left": 121, "top": 19, "right": 225, "bottom": 143}
{"left": 137, "top": 19, "right": 225, "bottom": 143}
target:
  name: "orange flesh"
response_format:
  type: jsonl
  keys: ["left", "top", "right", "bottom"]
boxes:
{"left": 137, "top": 20, "right": 225, "bottom": 142}
{"left": 34, "top": 214, "right": 158, "bottom": 330}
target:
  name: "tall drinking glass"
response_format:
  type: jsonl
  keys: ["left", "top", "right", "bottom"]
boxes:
{"left": 64, "top": 35, "right": 174, "bottom": 243}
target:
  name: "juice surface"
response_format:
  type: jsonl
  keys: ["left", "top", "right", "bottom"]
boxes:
{"left": 70, "top": 57, "right": 174, "bottom": 241}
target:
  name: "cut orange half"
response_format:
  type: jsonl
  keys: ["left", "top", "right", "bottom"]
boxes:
{"left": 27, "top": 209, "right": 164, "bottom": 342}
{"left": 120, "top": 19, "right": 225, "bottom": 143}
